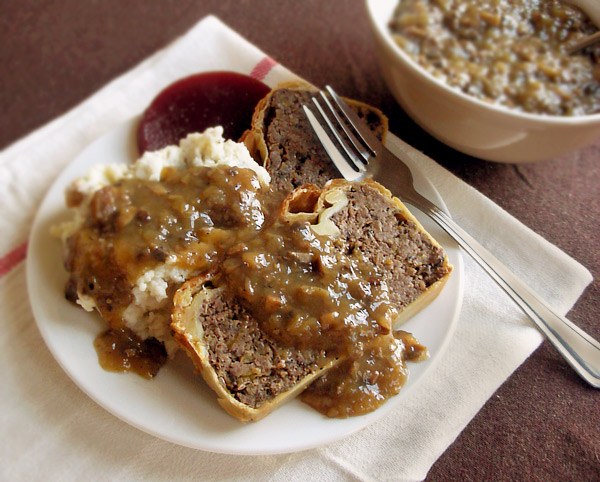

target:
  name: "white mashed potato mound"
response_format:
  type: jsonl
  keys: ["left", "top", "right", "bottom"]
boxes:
{"left": 67, "top": 126, "right": 269, "bottom": 209}
{"left": 122, "top": 265, "right": 193, "bottom": 355}
{"left": 59, "top": 127, "right": 270, "bottom": 355}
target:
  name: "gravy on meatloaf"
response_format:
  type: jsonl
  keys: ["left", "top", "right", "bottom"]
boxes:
{"left": 65, "top": 164, "right": 447, "bottom": 417}
{"left": 65, "top": 164, "right": 270, "bottom": 377}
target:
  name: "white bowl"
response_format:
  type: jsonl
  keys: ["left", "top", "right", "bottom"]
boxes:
{"left": 365, "top": 0, "right": 600, "bottom": 163}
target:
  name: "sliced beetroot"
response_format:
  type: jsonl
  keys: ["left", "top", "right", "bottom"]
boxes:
{"left": 137, "top": 71, "right": 270, "bottom": 153}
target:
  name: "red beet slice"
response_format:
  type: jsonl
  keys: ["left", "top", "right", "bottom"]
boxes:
{"left": 137, "top": 71, "right": 270, "bottom": 153}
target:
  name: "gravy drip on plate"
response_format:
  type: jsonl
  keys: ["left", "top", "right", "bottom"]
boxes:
{"left": 301, "top": 330, "right": 427, "bottom": 417}
{"left": 94, "top": 328, "right": 167, "bottom": 379}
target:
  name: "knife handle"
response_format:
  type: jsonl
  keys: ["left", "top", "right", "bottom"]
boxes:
{"left": 421, "top": 204, "right": 600, "bottom": 388}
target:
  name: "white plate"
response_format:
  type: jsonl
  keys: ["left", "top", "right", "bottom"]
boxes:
{"left": 27, "top": 118, "right": 464, "bottom": 455}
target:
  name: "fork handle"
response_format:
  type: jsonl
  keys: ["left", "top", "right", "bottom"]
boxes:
{"left": 420, "top": 202, "right": 600, "bottom": 387}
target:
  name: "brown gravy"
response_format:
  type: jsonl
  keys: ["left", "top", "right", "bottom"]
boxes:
{"left": 66, "top": 164, "right": 430, "bottom": 417}
{"left": 300, "top": 330, "right": 427, "bottom": 418}
{"left": 65, "top": 164, "right": 272, "bottom": 328}
{"left": 389, "top": 0, "right": 600, "bottom": 115}
{"left": 94, "top": 328, "right": 167, "bottom": 379}
{"left": 220, "top": 219, "right": 398, "bottom": 358}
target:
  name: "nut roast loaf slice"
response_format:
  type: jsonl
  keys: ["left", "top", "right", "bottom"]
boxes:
{"left": 282, "top": 179, "right": 453, "bottom": 325}
{"left": 241, "top": 81, "right": 389, "bottom": 193}
{"left": 171, "top": 272, "right": 335, "bottom": 422}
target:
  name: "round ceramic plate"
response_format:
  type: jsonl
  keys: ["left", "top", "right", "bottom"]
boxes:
{"left": 27, "top": 118, "right": 464, "bottom": 455}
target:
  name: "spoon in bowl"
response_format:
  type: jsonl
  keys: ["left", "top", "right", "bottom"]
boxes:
{"left": 568, "top": 31, "right": 600, "bottom": 54}
{"left": 565, "top": 0, "right": 600, "bottom": 54}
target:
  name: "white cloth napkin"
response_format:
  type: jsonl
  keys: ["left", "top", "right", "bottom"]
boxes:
{"left": 0, "top": 16, "right": 592, "bottom": 482}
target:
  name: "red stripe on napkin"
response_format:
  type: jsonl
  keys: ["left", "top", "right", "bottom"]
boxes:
{"left": 0, "top": 241, "right": 28, "bottom": 278}
{"left": 250, "top": 56, "right": 278, "bottom": 81}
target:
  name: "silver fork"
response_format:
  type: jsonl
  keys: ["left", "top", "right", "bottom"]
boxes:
{"left": 303, "top": 85, "right": 600, "bottom": 388}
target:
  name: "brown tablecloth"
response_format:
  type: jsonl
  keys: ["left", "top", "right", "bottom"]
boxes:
{"left": 2, "top": 1, "right": 598, "bottom": 479}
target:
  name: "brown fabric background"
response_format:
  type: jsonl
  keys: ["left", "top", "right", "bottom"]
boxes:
{"left": 2, "top": 1, "right": 598, "bottom": 480}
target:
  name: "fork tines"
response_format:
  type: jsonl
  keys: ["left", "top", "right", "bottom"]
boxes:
{"left": 303, "top": 86, "right": 380, "bottom": 181}
{"left": 324, "top": 86, "right": 378, "bottom": 157}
